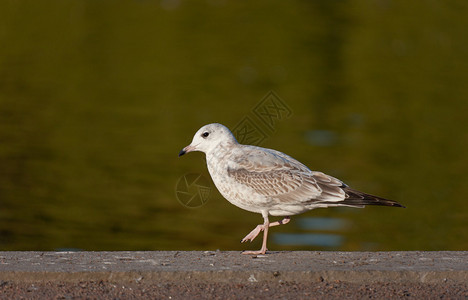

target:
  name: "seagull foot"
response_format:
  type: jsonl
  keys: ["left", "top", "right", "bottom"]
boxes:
{"left": 240, "top": 225, "right": 265, "bottom": 243}
{"left": 242, "top": 248, "right": 267, "bottom": 255}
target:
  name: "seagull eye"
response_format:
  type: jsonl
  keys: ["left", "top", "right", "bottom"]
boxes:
{"left": 202, "top": 132, "right": 210, "bottom": 138}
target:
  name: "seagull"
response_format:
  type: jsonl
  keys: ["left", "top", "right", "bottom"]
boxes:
{"left": 179, "top": 123, "right": 405, "bottom": 255}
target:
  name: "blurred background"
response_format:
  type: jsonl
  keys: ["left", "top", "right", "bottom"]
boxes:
{"left": 0, "top": 0, "right": 467, "bottom": 252}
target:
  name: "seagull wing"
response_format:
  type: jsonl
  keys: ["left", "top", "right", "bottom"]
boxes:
{"left": 226, "top": 145, "right": 347, "bottom": 204}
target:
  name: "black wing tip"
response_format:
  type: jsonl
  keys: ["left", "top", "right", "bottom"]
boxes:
{"left": 342, "top": 187, "right": 405, "bottom": 208}
{"left": 341, "top": 199, "right": 405, "bottom": 208}
{"left": 375, "top": 201, "right": 405, "bottom": 208}
{"left": 375, "top": 199, "right": 406, "bottom": 208}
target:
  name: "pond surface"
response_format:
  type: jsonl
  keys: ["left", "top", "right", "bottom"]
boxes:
{"left": 0, "top": 0, "right": 467, "bottom": 251}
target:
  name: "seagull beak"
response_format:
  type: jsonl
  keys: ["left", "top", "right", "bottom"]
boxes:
{"left": 178, "top": 149, "right": 186, "bottom": 157}
{"left": 178, "top": 145, "right": 194, "bottom": 157}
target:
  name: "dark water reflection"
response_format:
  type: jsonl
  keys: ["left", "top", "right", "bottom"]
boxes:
{"left": 0, "top": 0, "right": 467, "bottom": 251}
{"left": 297, "top": 217, "right": 350, "bottom": 232}
{"left": 274, "top": 217, "right": 349, "bottom": 248}
{"left": 274, "top": 233, "right": 344, "bottom": 248}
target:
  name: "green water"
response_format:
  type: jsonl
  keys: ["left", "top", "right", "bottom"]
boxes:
{"left": 0, "top": 0, "right": 467, "bottom": 251}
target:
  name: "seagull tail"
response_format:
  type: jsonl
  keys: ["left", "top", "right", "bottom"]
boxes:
{"left": 340, "top": 187, "right": 406, "bottom": 208}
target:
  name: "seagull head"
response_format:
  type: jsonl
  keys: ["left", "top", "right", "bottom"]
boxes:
{"left": 179, "top": 123, "right": 237, "bottom": 157}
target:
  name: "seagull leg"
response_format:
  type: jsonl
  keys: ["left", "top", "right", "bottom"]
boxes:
{"left": 242, "top": 216, "right": 290, "bottom": 255}
{"left": 241, "top": 217, "right": 290, "bottom": 243}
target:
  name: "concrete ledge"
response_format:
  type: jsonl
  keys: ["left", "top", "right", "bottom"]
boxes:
{"left": 0, "top": 251, "right": 467, "bottom": 284}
